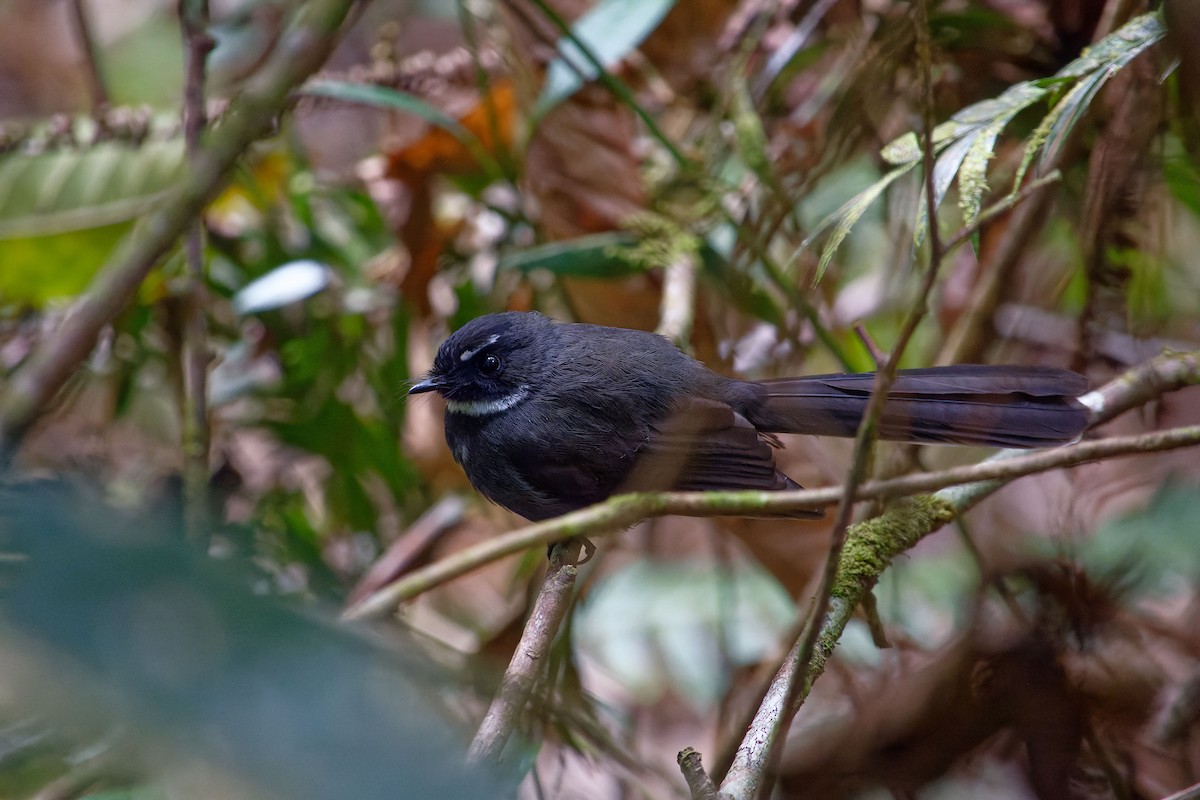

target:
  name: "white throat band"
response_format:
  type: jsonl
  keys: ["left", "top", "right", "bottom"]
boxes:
{"left": 445, "top": 386, "right": 529, "bottom": 417}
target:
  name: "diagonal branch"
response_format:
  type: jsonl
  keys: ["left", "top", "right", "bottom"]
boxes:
{"left": 0, "top": 0, "right": 360, "bottom": 463}
{"left": 713, "top": 351, "right": 1197, "bottom": 797}
{"left": 720, "top": 7, "right": 947, "bottom": 793}
{"left": 467, "top": 541, "right": 582, "bottom": 763}
{"left": 343, "top": 348, "right": 1200, "bottom": 619}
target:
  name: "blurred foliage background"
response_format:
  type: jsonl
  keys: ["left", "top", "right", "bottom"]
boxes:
{"left": 1, "top": 0, "right": 1200, "bottom": 798}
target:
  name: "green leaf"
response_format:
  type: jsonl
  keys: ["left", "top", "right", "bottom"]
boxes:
{"left": 1041, "top": 38, "right": 1161, "bottom": 170}
{"left": 300, "top": 81, "right": 501, "bottom": 178}
{"left": 0, "top": 223, "right": 132, "bottom": 307}
{"left": 914, "top": 128, "right": 977, "bottom": 246}
{"left": 1052, "top": 11, "right": 1165, "bottom": 80}
{"left": 1015, "top": 12, "right": 1165, "bottom": 185}
{"left": 803, "top": 161, "right": 916, "bottom": 282}
{"left": 303, "top": 80, "right": 467, "bottom": 139}
{"left": 876, "top": 11, "right": 1167, "bottom": 243}
{"left": 953, "top": 81, "right": 1047, "bottom": 127}
{"left": 0, "top": 139, "right": 185, "bottom": 238}
{"left": 957, "top": 115, "right": 1021, "bottom": 226}
{"left": 0, "top": 484, "right": 509, "bottom": 800}
{"left": 497, "top": 232, "right": 644, "bottom": 277}
{"left": 535, "top": 0, "right": 678, "bottom": 116}
{"left": 698, "top": 238, "right": 785, "bottom": 325}
{"left": 879, "top": 120, "right": 964, "bottom": 166}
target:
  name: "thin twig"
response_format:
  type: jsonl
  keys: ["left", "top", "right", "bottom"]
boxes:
{"left": 70, "top": 0, "right": 110, "bottom": 113}
{"left": 852, "top": 323, "right": 886, "bottom": 368}
{"left": 468, "top": 540, "right": 582, "bottom": 763}
{"left": 0, "top": 0, "right": 360, "bottom": 463}
{"left": 456, "top": 0, "right": 515, "bottom": 176}
{"left": 179, "top": 0, "right": 215, "bottom": 539}
{"left": 1162, "top": 782, "right": 1200, "bottom": 800}
{"left": 347, "top": 495, "right": 467, "bottom": 606}
{"left": 347, "top": 426, "right": 1200, "bottom": 618}
{"left": 343, "top": 348, "right": 1197, "bottom": 615}
{"left": 344, "top": 414, "right": 1200, "bottom": 617}
{"left": 1077, "top": 348, "right": 1200, "bottom": 426}
{"left": 720, "top": 5, "right": 948, "bottom": 795}
{"left": 940, "top": 171, "right": 1062, "bottom": 255}
{"left": 678, "top": 748, "right": 720, "bottom": 800}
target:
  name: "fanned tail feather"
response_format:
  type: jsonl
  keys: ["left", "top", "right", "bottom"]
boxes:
{"left": 750, "top": 365, "right": 1089, "bottom": 448}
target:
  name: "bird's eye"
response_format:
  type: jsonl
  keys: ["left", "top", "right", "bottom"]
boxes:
{"left": 480, "top": 354, "right": 501, "bottom": 374}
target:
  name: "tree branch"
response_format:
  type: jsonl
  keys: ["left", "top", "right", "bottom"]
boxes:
{"left": 70, "top": 0, "right": 109, "bottom": 113}
{"left": 719, "top": 7, "right": 947, "bottom": 793}
{"left": 343, "top": 348, "right": 1200, "bottom": 619}
{"left": 346, "top": 425, "right": 1200, "bottom": 619}
{"left": 712, "top": 353, "right": 1200, "bottom": 798}
{"left": 178, "top": 0, "right": 215, "bottom": 539}
{"left": 678, "top": 748, "right": 720, "bottom": 800}
{"left": 0, "top": 0, "right": 359, "bottom": 463}
{"left": 467, "top": 541, "right": 581, "bottom": 763}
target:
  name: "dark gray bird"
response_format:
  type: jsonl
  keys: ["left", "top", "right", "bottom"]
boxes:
{"left": 409, "top": 312, "right": 1088, "bottom": 521}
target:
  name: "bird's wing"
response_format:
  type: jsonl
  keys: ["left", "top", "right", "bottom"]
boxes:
{"left": 620, "top": 397, "right": 822, "bottom": 519}
{"left": 500, "top": 447, "right": 615, "bottom": 521}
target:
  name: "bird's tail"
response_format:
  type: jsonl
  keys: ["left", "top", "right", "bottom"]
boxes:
{"left": 747, "top": 365, "right": 1089, "bottom": 448}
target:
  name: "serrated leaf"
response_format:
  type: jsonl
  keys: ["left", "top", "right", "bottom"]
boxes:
{"left": 497, "top": 232, "right": 643, "bottom": 277}
{"left": 792, "top": 10, "right": 1166, "bottom": 285}
{"left": 1011, "top": 103, "right": 1058, "bottom": 192}
{"left": 957, "top": 107, "right": 1027, "bottom": 225}
{"left": 0, "top": 139, "right": 185, "bottom": 238}
{"left": 535, "top": 0, "right": 678, "bottom": 116}
{"left": 879, "top": 120, "right": 964, "bottom": 166}
{"left": 803, "top": 162, "right": 916, "bottom": 281}
{"left": 1053, "top": 12, "right": 1164, "bottom": 80}
{"left": 1011, "top": 17, "right": 1164, "bottom": 195}
{"left": 1041, "top": 41, "right": 1161, "bottom": 170}
{"left": 914, "top": 129, "right": 978, "bottom": 246}
{"left": 950, "top": 82, "right": 1047, "bottom": 126}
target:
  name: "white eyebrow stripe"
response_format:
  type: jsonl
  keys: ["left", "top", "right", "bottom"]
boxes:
{"left": 445, "top": 386, "right": 529, "bottom": 417}
{"left": 459, "top": 334, "right": 500, "bottom": 362}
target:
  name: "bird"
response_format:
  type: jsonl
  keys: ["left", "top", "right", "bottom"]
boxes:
{"left": 408, "top": 312, "right": 1089, "bottom": 522}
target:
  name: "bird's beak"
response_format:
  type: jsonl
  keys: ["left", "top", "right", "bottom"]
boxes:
{"left": 408, "top": 376, "right": 443, "bottom": 395}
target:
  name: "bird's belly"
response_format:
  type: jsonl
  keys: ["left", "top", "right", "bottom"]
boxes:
{"left": 445, "top": 410, "right": 640, "bottom": 520}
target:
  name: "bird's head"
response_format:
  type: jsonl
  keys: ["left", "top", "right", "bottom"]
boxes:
{"left": 408, "top": 312, "right": 554, "bottom": 416}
